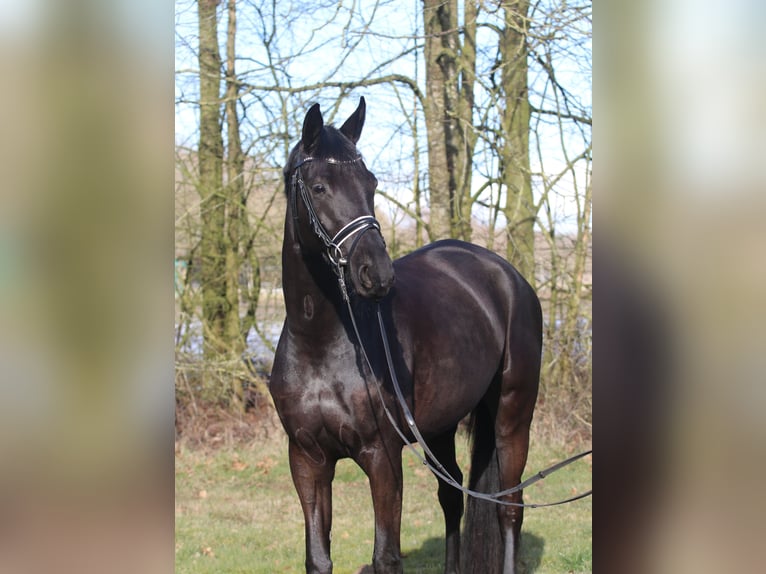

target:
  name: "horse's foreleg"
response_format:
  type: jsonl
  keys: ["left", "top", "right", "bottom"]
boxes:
{"left": 358, "top": 444, "right": 404, "bottom": 574}
{"left": 428, "top": 430, "right": 464, "bottom": 574}
{"left": 289, "top": 439, "right": 336, "bottom": 574}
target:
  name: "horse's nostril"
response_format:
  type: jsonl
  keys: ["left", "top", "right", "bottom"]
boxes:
{"left": 358, "top": 265, "right": 373, "bottom": 289}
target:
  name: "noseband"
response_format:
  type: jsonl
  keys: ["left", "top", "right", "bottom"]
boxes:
{"left": 289, "top": 155, "right": 383, "bottom": 301}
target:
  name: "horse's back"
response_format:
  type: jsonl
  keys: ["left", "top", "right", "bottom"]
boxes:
{"left": 393, "top": 239, "right": 539, "bottom": 323}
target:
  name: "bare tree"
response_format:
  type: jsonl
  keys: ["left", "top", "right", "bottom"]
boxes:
{"left": 422, "top": 0, "right": 478, "bottom": 241}
{"left": 197, "top": 0, "right": 228, "bottom": 359}
{"left": 499, "top": 0, "right": 536, "bottom": 282}
{"left": 176, "top": 0, "right": 591, "bottom": 434}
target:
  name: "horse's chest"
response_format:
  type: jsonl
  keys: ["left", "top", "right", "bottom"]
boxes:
{"left": 282, "top": 374, "right": 355, "bottom": 421}
{"left": 271, "top": 357, "right": 371, "bottom": 453}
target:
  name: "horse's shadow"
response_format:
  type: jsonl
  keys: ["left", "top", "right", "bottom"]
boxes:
{"left": 517, "top": 532, "right": 546, "bottom": 573}
{"left": 354, "top": 532, "right": 545, "bottom": 573}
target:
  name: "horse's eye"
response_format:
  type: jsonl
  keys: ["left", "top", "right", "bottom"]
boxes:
{"left": 312, "top": 183, "right": 326, "bottom": 194}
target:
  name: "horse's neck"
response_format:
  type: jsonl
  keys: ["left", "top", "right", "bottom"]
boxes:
{"left": 281, "top": 225, "right": 345, "bottom": 339}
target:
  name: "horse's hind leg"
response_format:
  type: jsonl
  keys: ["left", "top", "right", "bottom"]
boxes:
{"left": 495, "top": 370, "right": 539, "bottom": 573}
{"left": 491, "top": 287, "right": 542, "bottom": 573}
{"left": 427, "top": 428, "right": 464, "bottom": 574}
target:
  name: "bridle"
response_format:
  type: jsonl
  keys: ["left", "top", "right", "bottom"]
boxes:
{"left": 289, "top": 154, "right": 382, "bottom": 301}
{"left": 288, "top": 153, "right": 592, "bottom": 508}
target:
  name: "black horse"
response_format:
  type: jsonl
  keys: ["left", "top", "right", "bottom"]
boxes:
{"left": 270, "top": 98, "right": 542, "bottom": 574}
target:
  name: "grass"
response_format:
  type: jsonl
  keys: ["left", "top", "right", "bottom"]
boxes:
{"left": 175, "top": 431, "right": 591, "bottom": 573}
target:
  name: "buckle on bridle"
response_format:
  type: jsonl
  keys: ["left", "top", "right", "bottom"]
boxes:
{"left": 329, "top": 244, "right": 347, "bottom": 268}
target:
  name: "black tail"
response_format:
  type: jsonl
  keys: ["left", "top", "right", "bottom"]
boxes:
{"left": 461, "top": 400, "right": 504, "bottom": 574}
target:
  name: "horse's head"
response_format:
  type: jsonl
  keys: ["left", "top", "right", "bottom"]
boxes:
{"left": 285, "top": 97, "right": 395, "bottom": 300}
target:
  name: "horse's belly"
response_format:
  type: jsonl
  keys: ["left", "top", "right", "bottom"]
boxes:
{"left": 413, "top": 361, "right": 499, "bottom": 435}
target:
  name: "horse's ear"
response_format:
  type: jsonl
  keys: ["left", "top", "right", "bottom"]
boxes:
{"left": 339, "top": 97, "right": 366, "bottom": 144}
{"left": 302, "top": 103, "right": 323, "bottom": 154}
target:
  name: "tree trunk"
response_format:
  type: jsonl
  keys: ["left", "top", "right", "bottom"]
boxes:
{"left": 500, "top": 0, "right": 536, "bottom": 285}
{"left": 197, "top": 0, "right": 227, "bottom": 357}
{"left": 422, "top": 0, "right": 477, "bottom": 241}
{"left": 422, "top": 0, "right": 454, "bottom": 241}
{"left": 224, "top": 0, "right": 246, "bottom": 357}
{"left": 453, "top": 0, "right": 477, "bottom": 242}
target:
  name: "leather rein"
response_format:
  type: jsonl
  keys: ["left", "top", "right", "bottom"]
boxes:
{"left": 289, "top": 156, "right": 592, "bottom": 508}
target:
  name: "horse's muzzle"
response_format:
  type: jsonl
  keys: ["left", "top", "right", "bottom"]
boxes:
{"left": 357, "top": 260, "right": 395, "bottom": 299}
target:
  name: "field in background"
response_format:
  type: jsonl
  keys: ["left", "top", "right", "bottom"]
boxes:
{"left": 175, "top": 410, "right": 591, "bottom": 574}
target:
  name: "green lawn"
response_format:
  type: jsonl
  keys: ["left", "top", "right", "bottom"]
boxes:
{"left": 175, "top": 432, "right": 591, "bottom": 573}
